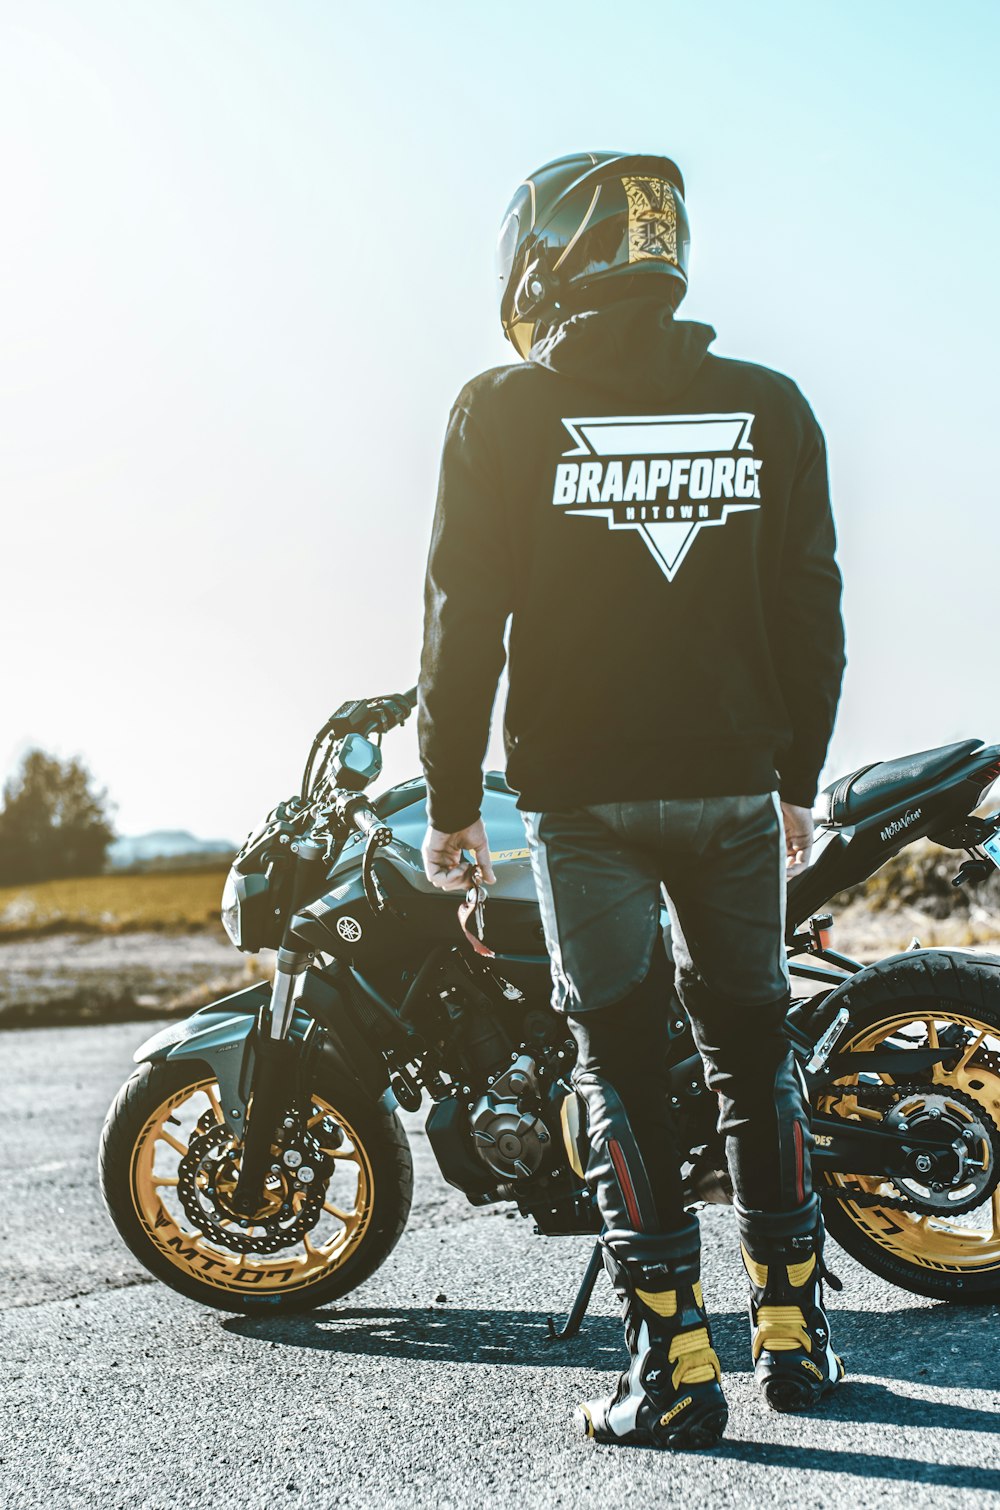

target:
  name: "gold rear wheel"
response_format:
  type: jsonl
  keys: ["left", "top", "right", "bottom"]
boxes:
{"left": 101, "top": 1058, "right": 412, "bottom": 1312}
{"left": 819, "top": 1000, "right": 1000, "bottom": 1300}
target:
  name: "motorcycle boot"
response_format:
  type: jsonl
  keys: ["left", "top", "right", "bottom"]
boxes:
{"left": 577, "top": 1219, "right": 728, "bottom": 1449}
{"left": 736, "top": 1195, "right": 845, "bottom": 1412}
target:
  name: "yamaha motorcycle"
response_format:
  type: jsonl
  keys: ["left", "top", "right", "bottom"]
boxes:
{"left": 100, "top": 689, "right": 1000, "bottom": 1324}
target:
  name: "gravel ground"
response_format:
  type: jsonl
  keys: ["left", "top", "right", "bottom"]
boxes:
{"left": 2, "top": 1021, "right": 999, "bottom": 1509}
{"left": 3, "top": 912, "right": 997, "bottom": 1032}
{"left": 0, "top": 931, "right": 269, "bottom": 1027}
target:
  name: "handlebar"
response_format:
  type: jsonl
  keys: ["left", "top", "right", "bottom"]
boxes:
{"left": 302, "top": 687, "right": 418, "bottom": 801}
{"left": 324, "top": 688, "right": 417, "bottom": 743}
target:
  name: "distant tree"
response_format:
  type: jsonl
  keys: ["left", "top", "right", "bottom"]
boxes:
{"left": 0, "top": 750, "right": 116, "bottom": 885}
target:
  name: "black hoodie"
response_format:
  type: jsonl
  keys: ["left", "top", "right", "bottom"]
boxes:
{"left": 418, "top": 296, "right": 845, "bottom": 832}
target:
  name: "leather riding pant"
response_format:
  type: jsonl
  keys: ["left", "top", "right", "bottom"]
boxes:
{"left": 523, "top": 795, "right": 812, "bottom": 1236}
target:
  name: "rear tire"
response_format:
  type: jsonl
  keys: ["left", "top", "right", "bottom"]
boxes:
{"left": 99, "top": 1055, "right": 413, "bottom": 1314}
{"left": 816, "top": 949, "right": 1000, "bottom": 1303}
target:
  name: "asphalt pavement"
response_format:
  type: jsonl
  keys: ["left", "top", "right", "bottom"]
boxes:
{"left": 2, "top": 1020, "right": 999, "bottom": 1509}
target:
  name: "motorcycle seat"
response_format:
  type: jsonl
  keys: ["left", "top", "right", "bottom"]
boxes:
{"left": 816, "top": 739, "right": 984, "bottom": 827}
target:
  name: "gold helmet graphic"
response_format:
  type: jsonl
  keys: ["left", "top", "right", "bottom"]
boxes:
{"left": 497, "top": 152, "right": 691, "bottom": 359}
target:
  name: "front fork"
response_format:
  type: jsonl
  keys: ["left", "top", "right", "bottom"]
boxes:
{"left": 231, "top": 837, "right": 325, "bottom": 1215}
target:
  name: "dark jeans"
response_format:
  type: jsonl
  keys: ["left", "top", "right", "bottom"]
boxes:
{"left": 523, "top": 795, "right": 812, "bottom": 1236}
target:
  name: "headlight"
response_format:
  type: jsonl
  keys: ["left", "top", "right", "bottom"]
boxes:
{"left": 221, "top": 868, "right": 276, "bottom": 952}
{"left": 221, "top": 870, "right": 242, "bottom": 947}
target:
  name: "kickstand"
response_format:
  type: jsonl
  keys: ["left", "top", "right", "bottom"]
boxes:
{"left": 546, "top": 1240, "right": 604, "bottom": 1343}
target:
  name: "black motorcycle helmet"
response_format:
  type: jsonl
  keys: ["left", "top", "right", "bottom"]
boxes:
{"left": 497, "top": 151, "right": 691, "bottom": 359}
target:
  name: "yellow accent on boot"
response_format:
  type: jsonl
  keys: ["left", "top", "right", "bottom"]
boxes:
{"left": 752, "top": 1305, "right": 812, "bottom": 1361}
{"left": 786, "top": 1254, "right": 816, "bottom": 1287}
{"left": 635, "top": 1280, "right": 705, "bottom": 1317}
{"left": 635, "top": 1287, "right": 678, "bottom": 1317}
{"left": 668, "top": 1327, "right": 722, "bottom": 1387}
{"left": 740, "top": 1244, "right": 768, "bottom": 1288}
{"left": 659, "top": 1395, "right": 694, "bottom": 1427}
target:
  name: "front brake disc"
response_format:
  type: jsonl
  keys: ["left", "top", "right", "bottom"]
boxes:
{"left": 177, "top": 1122, "right": 333, "bottom": 1254}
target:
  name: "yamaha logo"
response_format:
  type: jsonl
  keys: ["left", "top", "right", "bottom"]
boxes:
{"left": 336, "top": 916, "right": 363, "bottom": 943}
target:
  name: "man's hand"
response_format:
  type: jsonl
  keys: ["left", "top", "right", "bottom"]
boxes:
{"left": 422, "top": 818, "right": 497, "bottom": 892}
{"left": 780, "top": 801, "right": 815, "bottom": 874}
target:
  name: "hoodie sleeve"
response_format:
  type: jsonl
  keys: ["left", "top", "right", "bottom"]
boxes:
{"left": 418, "top": 400, "right": 513, "bottom": 833}
{"left": 771, "top": 406, "right": 846, "bottom": 808}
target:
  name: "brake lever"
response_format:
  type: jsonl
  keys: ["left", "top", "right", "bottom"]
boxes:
{"left": 368, "top": 694, "right": 414, "bottom": 733}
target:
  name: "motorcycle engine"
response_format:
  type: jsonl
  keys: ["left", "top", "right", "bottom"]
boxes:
{"left": 469, "top": 1054, "right": 551, "bottom": 1180}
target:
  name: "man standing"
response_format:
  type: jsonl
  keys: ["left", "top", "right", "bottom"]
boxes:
{"left": 418, "top": 152, "right": 846, "bottom": 1451}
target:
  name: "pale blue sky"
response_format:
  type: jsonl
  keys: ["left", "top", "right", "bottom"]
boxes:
{"left": 2, "top": 0, "right": 998, "bottom": 838}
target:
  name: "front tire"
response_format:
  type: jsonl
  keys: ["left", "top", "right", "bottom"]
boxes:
{"left": 99, "top": 1055, "right": 413, "bottom": 1313}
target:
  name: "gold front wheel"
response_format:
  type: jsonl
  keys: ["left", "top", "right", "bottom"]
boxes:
{"left": 100, "top": 1058, "right": 413, "bottom": 1313}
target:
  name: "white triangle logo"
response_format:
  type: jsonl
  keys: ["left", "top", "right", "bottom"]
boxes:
{"left": 643, "top": 521, "right": 698, "bottom": 577}
{"left": 554, "top": 412, "right": 762, "bottom": 583}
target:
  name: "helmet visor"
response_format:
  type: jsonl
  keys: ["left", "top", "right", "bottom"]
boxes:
{"left": 496, "top": 180, "right": 537, "bottom": 305}
{"left": 496, "top": 208, "right": 521, "bottom": 294}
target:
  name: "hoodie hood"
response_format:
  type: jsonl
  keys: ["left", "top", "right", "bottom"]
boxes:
{"left": 528, "top": 296, "right": 715, "bottom": 403}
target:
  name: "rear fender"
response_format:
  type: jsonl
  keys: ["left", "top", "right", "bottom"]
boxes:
{"left": 801, "top": 946, "right": 1000, "bottom": 1077}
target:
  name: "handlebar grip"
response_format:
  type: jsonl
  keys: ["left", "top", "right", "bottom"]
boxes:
{"left": 371, "top": 688, "right": 418, "bottom": 734}
{"left": 346, "top": 797, "right": 392, "bottom": 847}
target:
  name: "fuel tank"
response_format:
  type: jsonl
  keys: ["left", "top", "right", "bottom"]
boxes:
{"left": 375, "top": 771, "right": 538, "bottom": 900}
{"left": 372, "top": 771, "right": 545, "bottom": 955}
{"left": 293, "top": 771, "right": 548, "bottom": 965}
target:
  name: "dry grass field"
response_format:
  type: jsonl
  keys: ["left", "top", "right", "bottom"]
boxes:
{"left": 0, "top": 842, "right": 997, "bottom": 948}
{"left": 0, "top": 868, "right": 254, "bottom": 1027}
{"left": 0, "top": 867, "right": 230, "bottom": 939}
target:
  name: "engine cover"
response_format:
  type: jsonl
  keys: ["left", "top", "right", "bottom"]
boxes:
{"left": 469, "top": 1054, "right": 551, "bottom": 1180}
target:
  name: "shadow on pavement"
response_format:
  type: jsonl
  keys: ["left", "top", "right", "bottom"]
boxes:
{"left": 225, "top": 1301, "right": 998, "bottom": 1467}
{"left": 715, "top": 1440, "right": 1000, "bottom": 1494}
{"left": 224, "top": 1300, "right": 999, "bottom": 1491}
{"left": 225, "top": 1303, "right": 628, "bottom": 1369}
